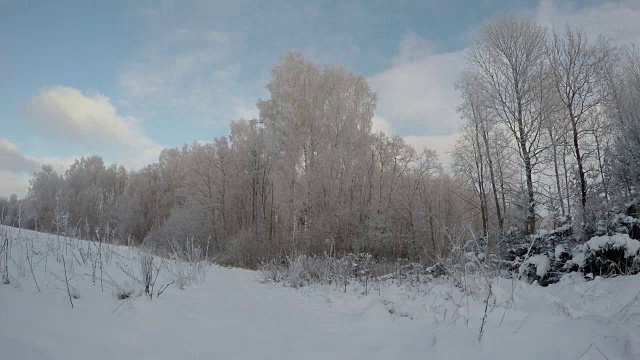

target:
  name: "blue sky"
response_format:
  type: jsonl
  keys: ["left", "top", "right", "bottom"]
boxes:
{"left": 1, "top": 0, "right": 639, "bottom": 196}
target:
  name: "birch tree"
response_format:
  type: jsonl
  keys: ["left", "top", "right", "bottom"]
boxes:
{"left": 467, "top": 17, "right": 548, "bottom": 234}
{"left": 547, "top": 27, "right": 610, "bottom": 233}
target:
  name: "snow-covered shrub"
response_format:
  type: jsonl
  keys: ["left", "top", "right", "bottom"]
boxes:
{"left": 519, "top": 254, "right": 551, "bottom": 284}
{"left": 390, "top": 262, "right": 447, "bottom": 282}
{"left": 287, "top": 255, "right": 307, "bottom": 288}
{"left": 344, "top": 253, "right": 375, "bottom": 278}
{"left": 218, "top": 229, "right": 262, "bottom": 269}
{"left": 259, "top": 253, "right": 411, "bottom": 291}
{"left": 574, "top": 234, "right": 640, "bottom": 277}
{"left": 140, "top": 251, "right": 154, "bottom": 295}
{"left": 143, "top": 201, "right": 213, "bottom": 261}
{"left": 529, "top": 224, "right": 574, "bottom": 255}
{"left": 259, "top": 259, "right": 287, "bottom": 283}
{"left": 1, "top": 230, "right": 9, "bottom": 285}
{"left": 116, "top": 289, "right": 134, "bottom": 300}
{"left": 160, "top": 238, "right": 208, "bottom": 289}
{"left": 593, "top": 199, "right": 640, "bottom": 240}
{"left": 584, "top": 234, "right": 640, "bottom": 256}
{"left": 115, "top": 245, "right": 164, "bottom": 297}
{"left": 497, "top": 227, "right": 528, "bottom": 270}
{"left": 517, "top": 231, "right": 640, "bottom": 285}
{"left": 496, "top": 223, "right": 574, "bottom": 285}
{"left": 606, "top": 213, "right": 640, "bottom": 239}
{"left": 260, "top": 254, "right": 346, "bottom": 288}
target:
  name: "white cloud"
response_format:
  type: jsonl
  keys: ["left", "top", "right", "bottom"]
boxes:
{"left": 0, "top": 138, "right": 72, "bottom": 175}
{"left": 0, "top": 170, "right": 30, "bottom": 197}
{"left": 232, "top": 102, "right": 259, "bottom": 121}
{"left": 369, "top": 32, "right": 466, "bottom": 164}
{"left": 4, "top": 85, "right": 163, "bottom": 196}
{"left": 536, "top": 0, "right": 640, "bottom": 45}
{"left": 0, "top": 139, "right": 77, "bottom": 197}
{"left": 371, "top": 115, "right": 393, "bottom": 136}
{"left": 0, "top": 138, "right": 41, "bottom": 174}
{"left": 403, "top": 134, "right": 458, "bottom": 168}
{"left": 369, "top": 1, "right": 640, "bottom": 166}
{"left": 27, "top": 86, "right": 163, "bottom": 169}
{"left": 369, "top": 34, "right": 465, "bottom": 136}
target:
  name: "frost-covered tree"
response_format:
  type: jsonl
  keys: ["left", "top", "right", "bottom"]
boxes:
{"left": 608, "top": 47, "right": 640, "bottom": 198}
{"left": 27, "top": 165, "right": 63, "bottom": 232}
{"left": 467, "top": 17, "right": 550, "bottom": 234}
{"left": 547, "top": 27, "right": 611, "bottom": 234}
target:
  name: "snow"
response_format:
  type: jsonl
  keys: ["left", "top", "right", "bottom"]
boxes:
{"left": 569, "top": 251, "right": 587, "bottom": 268}
{"left": 536, "top": 229, "right": 550, "bottom": 237}
{"left": 555, "top": 244, "right": 565, "bottom": 260}
{"left": 520, "top": 254, "right": 551, "bottom": 278}
{"left": 586, "top": 233, "right": 640, "bottom": 257}
{"left": 2, "top": 226, "right": 640, "bottom": 359}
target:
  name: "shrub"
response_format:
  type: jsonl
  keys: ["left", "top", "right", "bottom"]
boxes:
{"left": 519, "top": 254, "right": 551, "bottom": 284}
{"left": 575, "top": 234, "right": 640, "bottom": 277}
{"left": 217, "top": 229, "right": 264, "bottom": 269}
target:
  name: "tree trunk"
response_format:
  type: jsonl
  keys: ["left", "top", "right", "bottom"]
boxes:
{"left": 562, "top": 142, "right": 572, "bottom": 219}
{"left": 549, "top": 129, "right": 565, "bottom": 218}
{"left": 593, "top": 130, "right": 609, "bottom": 203}
{"left": 494, "top": 143, "right": 508, "bottom": 228}
{"left": 518, "top": 119, "right": 536, "bottom": 234}
{"left": 570, "top": 111, "right": 587, "bottom": 214}
{"left": 473, "top": 125, "right": 488, "bottom": 237}
{"left": 480, "top": 118, "right": 503, "bottom": 235}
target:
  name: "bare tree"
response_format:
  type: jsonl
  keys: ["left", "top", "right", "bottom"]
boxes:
{"left": 457, "top": 71, "right": 504, "bottom": 242}
{"left": 547, "top": 27, "right": 610, "bottom": 233}
{"left": 467, "top": 17, "right": 549, "bottom": 234}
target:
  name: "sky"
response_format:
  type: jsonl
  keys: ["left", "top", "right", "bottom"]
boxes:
{"left": 1, "top": 0, "right": 639, "bottom": 197}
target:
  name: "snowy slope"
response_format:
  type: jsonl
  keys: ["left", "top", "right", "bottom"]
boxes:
{"left": 1, "top": 225, "right": 639, "bottom": 360}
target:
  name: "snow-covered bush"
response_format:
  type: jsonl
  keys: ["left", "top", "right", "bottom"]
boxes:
{"left": 516, "top": 231, "right": 640, "bottom": 285}
{"left": 497, "top": 227, "right": 529, "bottom": 270}
{"left": 140, "top": 251, "right": 154, "bottom": 295}
{"left": 573, "top": 234, "right": 640, "bottom": 277}
{"left": 116, "top": 288, "right": 135, "bottom": 300}
{"left": 143, "top": 201, "right": 213, "bottom": 260}
{"left": 261, "top": 253, "right": 377, "bottom": 289}
{"left": 218, "top": 229, "right": 264, "bottom": 269}
{"left": 259, "top": 259, "right": 287, "bottom": 283}
{"left": 159, "top": 237, "right": 208, "bottom": 290}
{"left": 533, "top": 224, "right": 573, "bottom": 252}
{"left": 595, "top": 209, "right": 640, "bottom": 240}
{"left": 493, "top": 219, "right": 577, "bottom": 283}
{"left": 287, "top": 255, "right": 307, "bottom": 288}
{"left": 518, "top": 254, "right": 551, "bottom": 284}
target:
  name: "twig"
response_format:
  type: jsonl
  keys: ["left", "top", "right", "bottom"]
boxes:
{"left": 478, "top": 283, "right": 492, "bottom": 341}
{"left": 2, "top": 235, "right": 9, "bottom": 284}
{"left": 513, "top": 314, "right": 529, "bottom": 334}
{"left": 157, "top": 280, "right": 175, "bottom": 298}
{"left": 579, "top": 343, "right": 610, "bottom": 360}
{"left": 112, "top": 300, "right": 127, "bottom": 314}
{"left": 62, "top": 256, "right": 74, "bottom": 309}
{"left": 26, "top": 246, "right": 41, "bottom": 292}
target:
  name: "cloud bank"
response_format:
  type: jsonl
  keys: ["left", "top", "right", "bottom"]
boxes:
{"left": 27, "top": 86, "right": 163, "bottom": 168}
{"left": 0, "top": 139, "right": 74, "bottom": 197}
{"left": 0, "top": 138, "right": 41, "bottom": 174}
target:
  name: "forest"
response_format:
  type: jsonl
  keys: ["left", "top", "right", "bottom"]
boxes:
{"left": 3, "top": 16, "right": 640, "bottom": 279}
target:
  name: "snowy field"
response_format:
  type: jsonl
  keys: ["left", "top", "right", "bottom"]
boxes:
{"left": 1, "top": 225, "right": 639, "bottom": 360}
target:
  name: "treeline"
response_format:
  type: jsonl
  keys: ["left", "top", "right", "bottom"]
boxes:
{"left": 2, "top": 16, "right": 640, "bottom": 268}
{"left": 2, "top": 52, "right": 472, "bottom": 267}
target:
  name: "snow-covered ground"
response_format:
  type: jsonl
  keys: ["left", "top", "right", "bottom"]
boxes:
{"left": 1, "top": 226, "right": 639, "bottom": 360}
